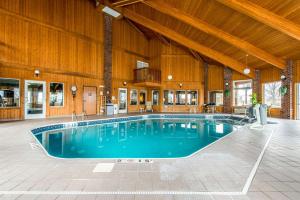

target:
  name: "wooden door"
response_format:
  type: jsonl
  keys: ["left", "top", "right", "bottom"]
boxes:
{"left": 83, "top": 86, "right": 97, "bottom": 115}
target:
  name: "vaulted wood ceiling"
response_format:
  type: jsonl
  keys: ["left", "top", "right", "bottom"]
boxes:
{"left": 101, "top": 0, "right": 300, "bottom": 73}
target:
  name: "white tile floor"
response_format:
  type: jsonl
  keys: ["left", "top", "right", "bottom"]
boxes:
{"left": 0, "top": 116, "right": 299, "bottom": 199}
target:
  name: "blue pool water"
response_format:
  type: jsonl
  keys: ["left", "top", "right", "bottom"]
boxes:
{"left": 34, "top": 117, "right": 234, "bottom": 158}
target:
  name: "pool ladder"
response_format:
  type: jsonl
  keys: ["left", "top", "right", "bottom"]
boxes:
{"left": 72, "top": 111, "right": 88, "bottom": 122}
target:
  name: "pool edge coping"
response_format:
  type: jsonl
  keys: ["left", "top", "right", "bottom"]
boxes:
{"left": 28, "top": 113, "right": 246, "bottom": 160}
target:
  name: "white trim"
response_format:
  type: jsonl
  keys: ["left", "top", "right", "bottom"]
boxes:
{"left": 208, "top": 90, "right": 224, "bottom": 106}
{"left": 186, "top": 90, "right": 198, "bottom": 105}
{"left": 139, "top": 89, "right": 147, "bottom": 105}
{"left": 118, "top": 88, "right": 127, "bottom": 114}
{"left": 0, "top": 77, "right": 21, "bottom": 108}
{"left": 262, "top": 81, "right": 282, "bottom": 108}
{"left": 232, "top": 79, "right": 253, "bottom": 107}
{"left": 49, "top": 82, "right": 64, "bottom": 107}
{"left": 129, "top": 89, "right": 138, "bottom": 106}
{"left": 163, "top": 90, "right": 175, "bottom": 105}
{"left": 24, "top": 80, "right": 46, "bottom": 119}
{"left": 152, "top": 90, "right": 159, "bottom": 106}
{"left": 175, "top": 90, "right": 186, "bottom": 105}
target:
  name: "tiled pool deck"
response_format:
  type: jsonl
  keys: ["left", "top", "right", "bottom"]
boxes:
{"left": 0, "top": 115, "right": 299, "bottom": 200}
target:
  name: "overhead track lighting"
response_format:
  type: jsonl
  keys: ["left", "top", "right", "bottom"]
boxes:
{"left": 102, "top": 6, "right": 121, "bottom": 18}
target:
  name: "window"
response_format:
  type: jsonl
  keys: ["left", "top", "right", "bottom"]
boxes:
{"left": 263, "top": 81, "right": 281, "bottom": 107}
{"left": 233, "top": 80, "right": 252, "bottom": 106}
{"left": 187, "top": 91, "right": 198, "bottom": 105}
{"left": 130, "top": 89, "right": 138, "bottom": 105}
{"left": 139, "top": 90, "right": 146, "bottom": 105}
{"left": 164, "top": 90, "right": 174, "bottom": 105}
{"left": 50, "top": 83, "right": 64, "bottom": 106}
{"left": 152, "top": 90, "right": 159, "bottom": 105}
{"left": 136, "top": 60, "right": 149, "bottom": 69}
{"left": 209, "top": 91, "right": 223, "bottom": 106}
{"left": 176, "top": 91, "right": 186, "bottom": 105}
{"left": 0, "top": 78, "right": 20, "bottom": 108}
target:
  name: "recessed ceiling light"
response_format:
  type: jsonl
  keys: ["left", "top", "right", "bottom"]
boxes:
{"left": 102, "top": 6, "right": 121, "bottom": 18}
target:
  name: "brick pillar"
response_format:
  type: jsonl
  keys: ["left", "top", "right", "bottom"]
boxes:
{"left": 104, "top": 15, "right": 113, "bottom": 101}
{"left": 223, "top": 67, "right": 233, "bottom": 113}
{"left": 281, "top": 60, "right": 293, "bottom": 119}
{"left": 204, "top": 63, "right": 209, "bottom": 104}
{"left": 252, "top": 69, "right": 261, "bottom": 102}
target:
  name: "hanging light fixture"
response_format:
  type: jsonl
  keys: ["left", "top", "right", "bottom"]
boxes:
{"left": 243, "top": 54, "right": 250, "bottom": 75}
{"left": 167, "top": 41, "right": 173, "bottom": 81}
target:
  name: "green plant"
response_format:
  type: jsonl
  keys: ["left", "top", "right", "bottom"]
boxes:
{"left": 250, "top": 93, "right": 258, "bottom": 105}
{"left": 280, "top": 86, "right": 288, "bottom": 96}
{"left": 225, "top": 89, "right": 230, "bottom": 97}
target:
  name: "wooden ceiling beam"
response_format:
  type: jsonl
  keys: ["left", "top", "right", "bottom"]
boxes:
{"left": 112, "top": 0, "right": 144, "bottom": 7}
{"left": 189, "top": 49, "right": 203, "bottom": 61}
{"left": 122, "top": 8, "right": 255, "bottom": 78}
{"left": 216, "top": 0, "right": 300, "bottom": 41}
{"left": 125, "top": 18, "right": 147, "bottom": 38}
{"left": 154, "top": 32, "right": 170, "bottom": 46}
{"left": 143, "top": 0, "right": 286, "bottom": 69}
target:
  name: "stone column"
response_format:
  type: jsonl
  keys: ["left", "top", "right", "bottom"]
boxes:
{"left": 281, "top": 60, "right": 293, "bottom": 119}
{"left": 103, "top": 15, "right": 113, "bottom": 101}
{"left": 223, "top": 67, "right": 233, "bottom": 113}
{"left": 252, "top": 69, "right": 261, "bottom": 102}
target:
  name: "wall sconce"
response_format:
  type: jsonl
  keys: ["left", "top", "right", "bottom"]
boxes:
{"left": 71, "top": 85, "right": 77, "bottom": 98}
{"left": 167, "top": 75, "right": 173, "bottom": 80}
{"left": 179, "top": 83, "right": 183, "bottom": 88}
{"left": 280, "top": 75, "right": 286, "bottom": 80}
{"left": 123, "top": 81, "right": 127, "bottom": 86}
{"left": 34, "top": 69, "right": 40, "bottom": 77}
{"left": 225, "top": 82, "right": 229, "bottom": 86}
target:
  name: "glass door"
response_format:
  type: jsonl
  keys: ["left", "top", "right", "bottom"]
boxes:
{"left": 297, "top": 83, "right": 300, "bottom": 120}
{"left": 25, "top": 80, "right": 46, "bottom": 119}
{"left": 118, "top": 88, "right": 127, "bottom": 114}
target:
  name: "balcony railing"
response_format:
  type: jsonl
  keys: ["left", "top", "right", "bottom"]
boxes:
{"left": 133, "top": 68, "right": 161, "bottom": 84}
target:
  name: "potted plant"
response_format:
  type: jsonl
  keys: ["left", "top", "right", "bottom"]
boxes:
{"left": 250, "top": 93, "right": 258, "bottom": 106}
{"left": 249, "top": 93, "right": 258, "bottom": 118}
{"left": 224, "top": 89, "right": 230, "bottom": 97}
{"left": 280, "top": 86, "right": 288, "bottom": 96}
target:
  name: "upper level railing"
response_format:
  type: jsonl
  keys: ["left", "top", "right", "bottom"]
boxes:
{"left": 133, "top": 68, "right": 161, "bottom": 83}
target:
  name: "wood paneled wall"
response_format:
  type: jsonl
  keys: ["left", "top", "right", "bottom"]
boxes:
{"left": 208, "top": 65, "right": 223, "bottom": 91}
{"left": 160, "top": 43, "right": 204, "bottom": 112}
{"left": 1, "top": 0, "right": 299, "bottom": 119}
{"left": 111, "top": 19, "right": 150, "bottom": 113}
{"left": 0, "top": 0, "right": 104, "bottom": 120}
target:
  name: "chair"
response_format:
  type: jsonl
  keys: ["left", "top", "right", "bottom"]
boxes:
{"left": 145, "top": 101, "right": 153, "bottom": 112}
{"left": 267, "top": 104, "right": 272, "bottom": 117}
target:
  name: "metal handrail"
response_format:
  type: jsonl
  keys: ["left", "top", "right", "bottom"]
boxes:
{"left": 72, "top": 111, "right": 78, "bottom": 122}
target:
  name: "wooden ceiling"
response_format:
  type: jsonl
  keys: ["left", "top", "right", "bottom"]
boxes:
{"left": 101, "top": 0, "right": 300, "bottom": 72}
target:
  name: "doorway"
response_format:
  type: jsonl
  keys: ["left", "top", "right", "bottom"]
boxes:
{"left": 25, "top": 80, "right": 46, "bottom": 119}
{"left": 297, "top": 83, "right": 300, "bottom": 120}
{"left": 83, "top": 86, "right": 97, "bottom": 115}
{"left": 118, "top": 88, "right": 127, "bottom": 114}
